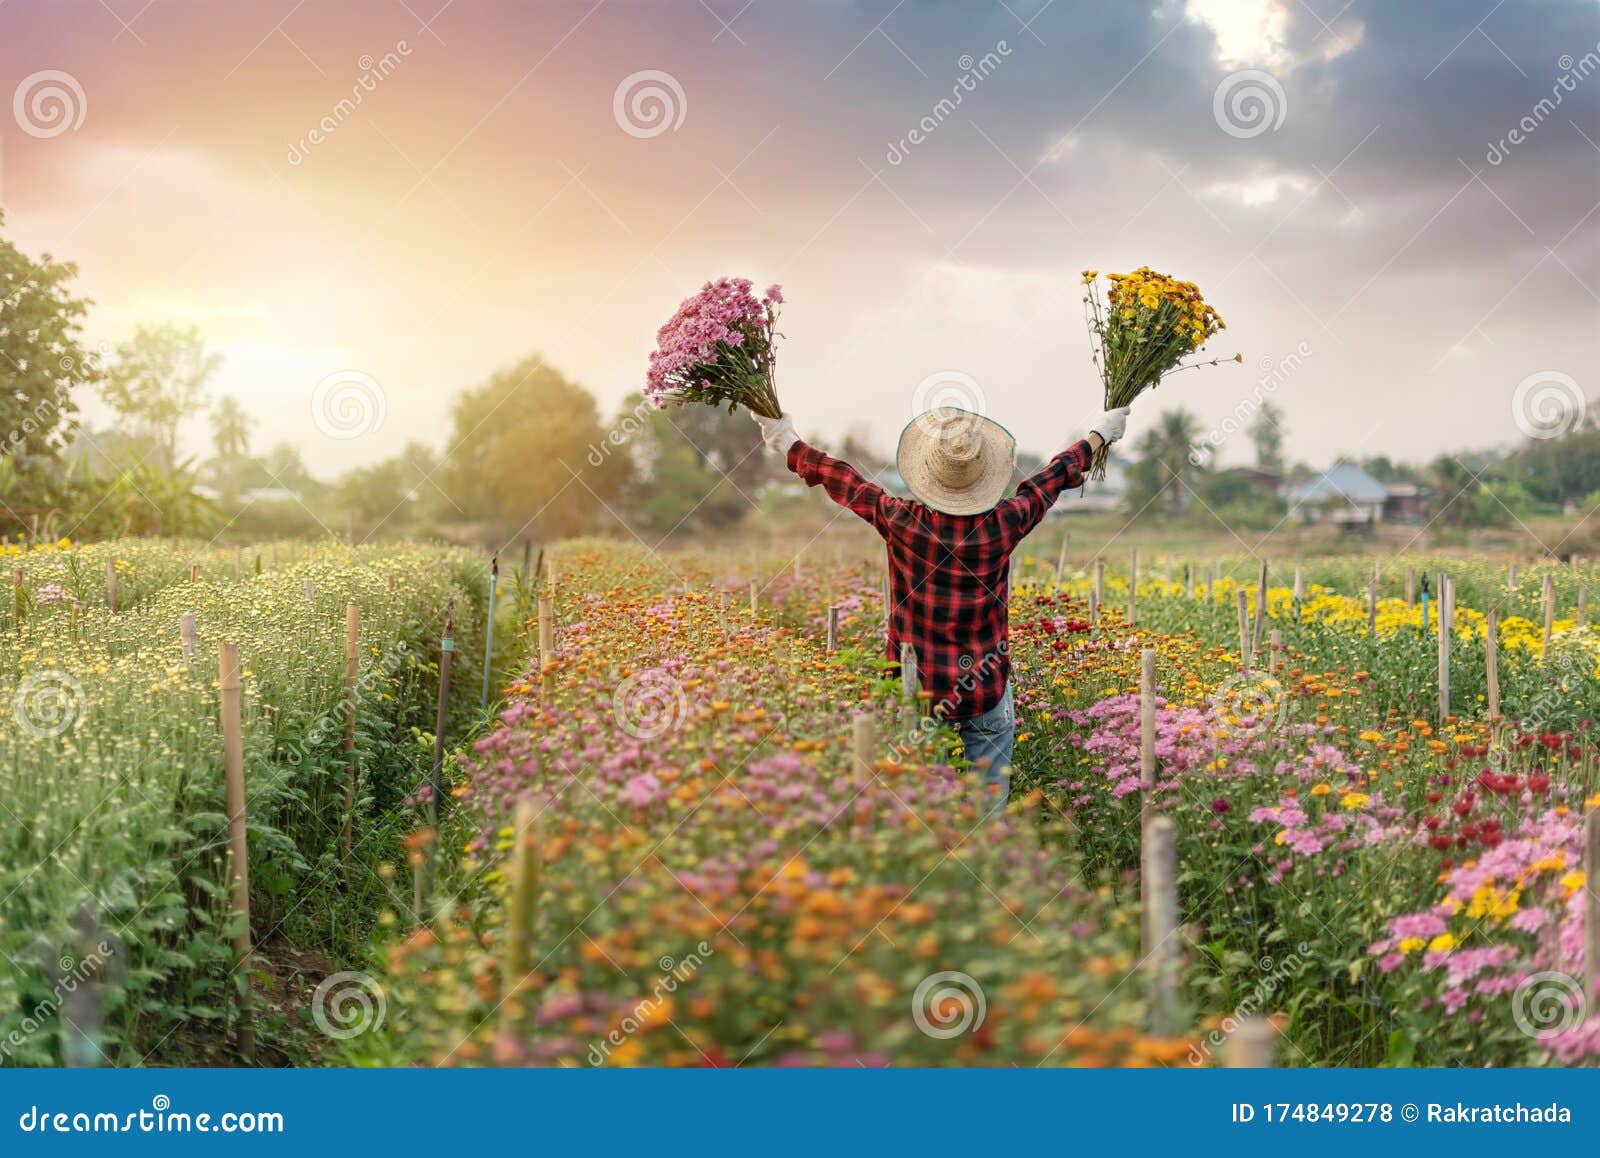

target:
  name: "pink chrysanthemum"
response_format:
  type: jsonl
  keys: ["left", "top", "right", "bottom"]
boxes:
{"left": 645, "top": 277, "right": 784, "bottom": 418}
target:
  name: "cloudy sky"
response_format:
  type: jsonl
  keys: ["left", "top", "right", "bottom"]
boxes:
{"left": 1, "top": 0, "right": 1596, "bottom": 477}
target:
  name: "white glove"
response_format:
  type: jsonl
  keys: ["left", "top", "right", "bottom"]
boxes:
{"left": 752, "top": 411, "right": 800, "bottom": 455}
{"left": 1090, "top": 406, "right": 1130, "bottom": 445}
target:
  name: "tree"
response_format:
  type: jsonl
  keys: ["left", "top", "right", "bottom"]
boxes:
{"left": 1250, "top": 399, "right": 1285, "bottom": 473}
{"left": 207, "top": 394, "right": 255, "bottom": 504}
{"left": 262, "top": 442, "right": 313, "bottom": 493}
{"left": 1130, "top": 408, "right": 1206, "bottom": 514}
{"left": 440, "top": 356, "right": 624, "bottom": 539}
{"left": 0, "top": 211, "right": 95, "bottom": 503}
{"left": 210, "top": 394, "right": 253, "bottom": 459}
{"left": 336, "top": 459, "right": 409, "bottom": 524}
{"left": 101, "top": 324, "right": 220, "bottom": 471}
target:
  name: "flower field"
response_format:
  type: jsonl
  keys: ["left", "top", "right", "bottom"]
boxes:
{"left": 1, "top": 538, "right": 489, "bottom": 1064}
{"left": 357, "top": 541, "right": 1599, "bottom": 1068}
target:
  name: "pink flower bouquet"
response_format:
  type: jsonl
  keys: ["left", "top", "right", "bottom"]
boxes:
{"left": 645, "top": 277, "right": 784, "bottom": 418}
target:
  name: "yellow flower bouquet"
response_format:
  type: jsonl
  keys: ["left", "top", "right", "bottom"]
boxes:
{"left": 1081, "top": 266, "right": 1238, "bottom": 478}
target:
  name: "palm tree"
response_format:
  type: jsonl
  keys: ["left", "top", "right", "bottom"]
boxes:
{"left": 1134, "top": 407, "right": 1206, "bottom": 513}
{"left": 210, "top": 394, "right": 253, "bottom": 460}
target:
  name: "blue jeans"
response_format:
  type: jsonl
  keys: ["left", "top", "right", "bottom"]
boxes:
{"left": 956, "top": 682, "right": 1014, "bottom": 815}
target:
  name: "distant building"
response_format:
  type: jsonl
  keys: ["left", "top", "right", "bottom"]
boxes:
{"left": 1381, "top": 482, "right": 1433, "bottom": 524}
{"left": 1286, "top": 464, "right": 1433, "bottom": 527}
{"left": 1286, "top": 463, "right": 1389, "bottom": 526}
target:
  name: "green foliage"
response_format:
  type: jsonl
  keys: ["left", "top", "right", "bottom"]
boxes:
{"left": 0, "top": 542, "right": 487, "bottom": 1063}
{"left": 0, "top": 211, "right": 96, "bottom": 502}
{"left": 440, "top": 356, "right": 626, "bottom": 540}
{"left": 100, "top": 325, "right": 220, "bottom": 472}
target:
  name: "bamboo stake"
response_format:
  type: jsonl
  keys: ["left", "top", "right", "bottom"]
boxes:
{"left": 1228, "top": 1017, "right": 1277, "bottom": 1067}
{"left": 431, "top": 603, "right": 455, "bottom": 825}
{"left": 1143, "top": 815, "right": 1180, "bottom": 1036}
{"left": 1252, "top": 559, "right": 1269, "bottom": 653}
{"left": 501, "top": 798, "right": 543, "bottom": 1034}
{"left": 1579, "top": 584, "right": 1589, "bottom": 628}
{"left": 1139, "top": 649, "right": 1157, "bottom": 829}
{"left": 826, "top": 605, "right": 840, "bottom": 652}
{"left": 105, "top": 559, "right": 117, "bottom": 613}
{"left": 1585, "top": 811, "right": 1600, "bottom": 1010}
{"left": 1055, "top": 534, "right": 1069, "bottom": 588}
{"left": 1437, "top": 575, "right": 1451, "bottom": 725}
{"left": 189, "top": 563, "right": 201, "bottom": 584}
{"left": 1542, "top": 573, "right": 1555, "bottom": 660}
{"left": 900, "top": 642, "right": 918, "bottom": 700}
{"left": 13, "top": 566, "right": 24, "bottom": 624}
{"left": 748, "top": 578, "right": 758, "bottom": 616}
{"left": 1405, "top": 566, "right": 1416, "bottom": 607}
{"left": 852, "top": 714, "right": 875, "bottom": 790}
{"left": 1184, "top": 563, "right": 1194, "bottom": 600}
{"left": 1127, "top": 549, "right": 1138, "bottom": 625}
{"left": 218, "top": 642, "right": 254, "bottom": 1062}
{"left": 1236, "top": 590, "right": 1251, "bottom": 673}
{"left": 538, "top": 595, "right": 555, "bottom": 701}
{"left": 481, "top": 555, "right": 499, "bottom": 711}
{"left": 342, "top": 602, "right": 360, "bottom": 861}
{"left": 1485, "top": 606, "right": 1500, "bottom": 721}
{"left": 180, "top": 612, "right": 197, "bottom": 661}
{"left": 304, "top": 579, "right": 315, "bottom": 606}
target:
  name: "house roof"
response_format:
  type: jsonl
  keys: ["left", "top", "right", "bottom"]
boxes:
{"left": 1288, "top": 463, "right": 1388, "bottom": 506}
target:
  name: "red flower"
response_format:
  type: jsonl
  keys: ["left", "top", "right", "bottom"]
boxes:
{"left": 1211, "top": 797, "right": 1231, "bottom": 814}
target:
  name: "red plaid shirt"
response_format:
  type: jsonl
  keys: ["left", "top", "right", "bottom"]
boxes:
{"left": 787, "top": 438, "right": 1093, "bottom": 721}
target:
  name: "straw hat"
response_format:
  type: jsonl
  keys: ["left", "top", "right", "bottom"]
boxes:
{"left": 896, "top": 407, "right": 1017, "bottom": 516}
